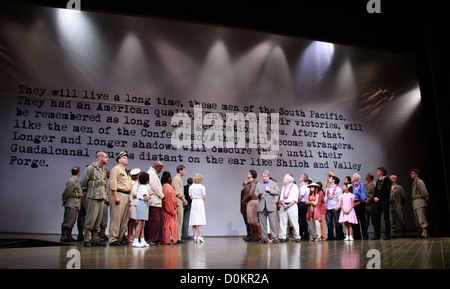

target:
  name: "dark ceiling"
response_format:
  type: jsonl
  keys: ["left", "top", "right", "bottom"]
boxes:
{"left": 4, "top": 0, "right": 434, "bottom": 53}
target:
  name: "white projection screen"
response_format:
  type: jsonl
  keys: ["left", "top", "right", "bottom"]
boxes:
{"left": 0, "top": 3, "right": 429, "bottom": 236}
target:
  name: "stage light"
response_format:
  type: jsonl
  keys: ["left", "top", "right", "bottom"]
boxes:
{"left": 108, "top": 32, "right": 151, "bottom": 92}
{"left": 386, "top": 86, "right": 422, "bottom": 128}
{"left": 55, "top": 8, "right": 93, "bottom": 43}
{"left": 295, "top": 41, "right": 335, "bottom": 97}
{"left": 54, "top": 8, "right": 103, "bottom": 73}
{"left": 154, "top": 39, "right": 197, "bottom": 93}
{"left": 258, "top": 45, "right": 292, "bottom": 101}
{"left": 333, "top": 58, "right": 357, "bottom": 104}
{"left": 234, "top": 41, "right": 273, "bottom": 91}
{"left": 195, "top": 39, "right": 233, "bottom": 100}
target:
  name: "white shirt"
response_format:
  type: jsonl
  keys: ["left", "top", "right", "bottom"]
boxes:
{"left": 325, "top": 184, "right": 343, "bottom": 210}
{"left": 298, "top": 182, "right": 309, "bottom": 203}
{"left": 189, "top": 183, "right": 206, "bottom": 199}
{"left": 147, "top": 167, "right": 164, "bottom": 207}
{"left": 280, "top": 183, "right": 299, "bottom": 204}
{"left": 137, "top": 184, "right": 150, "bottom": 200}
{"left": 130, "top": 179, "right": 139, "bottom": 206}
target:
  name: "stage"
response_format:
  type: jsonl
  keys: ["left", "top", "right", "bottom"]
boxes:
{"left": 0, "top": 233, "right": 448, "bottom": 269}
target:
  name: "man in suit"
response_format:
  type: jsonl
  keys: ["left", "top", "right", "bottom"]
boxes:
{"left": 256, "top": 170, "right": 280, "bottom": 243}
{"left": 372, "top": 166, "right": 392, "bottom": 240}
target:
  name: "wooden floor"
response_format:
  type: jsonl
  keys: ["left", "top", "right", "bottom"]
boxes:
{"left": 0, "top": 234, "right": 449, "bottom": 269}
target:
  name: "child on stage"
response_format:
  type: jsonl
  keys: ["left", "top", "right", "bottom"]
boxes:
{"left": 339, "top": 184, "right": 358, "bottom": 241}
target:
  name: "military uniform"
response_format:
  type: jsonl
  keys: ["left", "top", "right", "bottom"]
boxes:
{"left": 79, "top": 162, "right": 108, "bottom": 245}
{"left": 365, "top": 182, "right": 375, "bottom": 229}
{"left": 109, "top": 159, "right": 132, "bottom": 245}
{"left": 412, "top": 178, "right": 429, "bottom": 236}
{"left": 61, "top": 175, "right": 83, "bottom": 242}
{"left": 172, "top": 174, "right": 185, "bottom": 242}
{"left": 390, "top": 184, "right": 406, "bottom": 237}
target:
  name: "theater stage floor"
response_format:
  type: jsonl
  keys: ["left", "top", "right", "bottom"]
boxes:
{"left": 0, "top": 233, "right": 448, "bottom": 269}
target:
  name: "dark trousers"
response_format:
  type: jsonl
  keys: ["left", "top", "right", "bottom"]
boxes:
{"left": 352, "top": 203, "right": 368, "bottom": 239}
{"left": 327, "top": 209, "right": 344, "bottom": 239}
{"left": 76, "top": 204, "right": 86, "bottom": 240}
{"left": 298, "top": 202, "right": 309, "bottom": 240}
{"left": 181, "top": 207, "right": 191, "bottom": 239}
{"left": 144, "top": 206, "right": 165, "bottom": 243}
{"left": 373, "top": 200, "right": 391, "bottom": 238}
{"left": 242, "top": 213, "right": 250, "bottom": 237}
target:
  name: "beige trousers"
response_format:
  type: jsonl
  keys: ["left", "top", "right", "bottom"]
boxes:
{"left": 83, "top": 198, "right": 104, "bottom": 243}
{"left": 109, "top": 192, "right": 130, "bottom": 243}
{"left": 177, "top": 198, "right": 183, "bottom": 241}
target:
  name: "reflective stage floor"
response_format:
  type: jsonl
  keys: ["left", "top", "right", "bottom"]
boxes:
{"left": 0, "top": 234, "right": 449, "bottom": 269}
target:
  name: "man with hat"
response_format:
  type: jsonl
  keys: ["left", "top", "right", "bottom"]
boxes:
{"left": 109, "top": 151, "right": 132, "bottom": 246}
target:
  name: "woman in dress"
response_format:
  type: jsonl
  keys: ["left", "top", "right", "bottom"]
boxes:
{"left": 189, "top": 173, "right": 206, "bottom": 243}
{"left": 339, "top": 184, "right": 358, "bottom": 241}
{"left": 161, "top": 171, "right": 179, "bottom": 245}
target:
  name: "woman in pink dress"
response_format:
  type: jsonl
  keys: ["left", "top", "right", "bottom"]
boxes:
{"left": 339, "top": 184, "right": 358, "bottom": 241}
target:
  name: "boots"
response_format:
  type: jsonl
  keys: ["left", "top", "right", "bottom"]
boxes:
{"left": 60, "top": 226, "right": 69, "bottom": 242}
{"left": 249, "top": 223, "right": 261, "bottom": 242}
{"left": 67, "top": 227, "right": 77, "bottom": 242}
{"left": 421, "top": 227, "right": 429, "bottom": 238}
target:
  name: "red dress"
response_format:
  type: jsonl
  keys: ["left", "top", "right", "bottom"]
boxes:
{"left": 306, "top": 191, "right": 324, "bottom": 221}
{"left": 162, "top": 183, "right": 178, "bottom": 244}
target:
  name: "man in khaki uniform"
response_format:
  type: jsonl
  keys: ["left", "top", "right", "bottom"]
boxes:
{"left": 390, "top": 175, "right": 406, "bottom": 238}
{"left": 411, "top": 169, "right": 430, "bottom": 238}
{"left": 79, "top": 152, "right": 109, "bottom": 247}
{"left": 172, "top": 164, "right": 188, "bottom": 244}
{"left": 61, "top": 166, "right": 83, "bottom": 242}
{"left": 109, "top": 151, "right": 132, "bottom": 246}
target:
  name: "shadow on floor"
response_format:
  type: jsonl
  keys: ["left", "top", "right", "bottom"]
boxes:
{"left": 0, "top": 239, "right": 71, "bottom": 249}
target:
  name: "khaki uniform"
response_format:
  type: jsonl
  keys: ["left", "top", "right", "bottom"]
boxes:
{"left": 390, "top": 184, "right": 406, "bottom": 236}
{"left": 109, "top": 164, "right": 132, "bottom": 244}
{"left": 172, "top": 174, "right": 184, "bottom": 241}
{"left": 79, "top": 163, "right": 108, "bottom": 243}
{"left": 61, "top": 176, "right": 83, "bottom": 241}
{"left": 412, "top": 178, "right": 429, "bottom": 230}
{"left": 365, "top": 182, "right": 375, "bottom": 228}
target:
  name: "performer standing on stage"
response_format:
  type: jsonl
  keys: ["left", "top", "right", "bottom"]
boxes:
{"left": 339, "top": 185, "right": 358, "bottom": 241}
{"left": 145, "top": 161, "right": 165, "bottom": 245}
{"left": 189, "top": 173, "right": 207, "bottom": 243}
{"left": 242, "top": 170, "right": 260, "bottom": 242}
{"left": 351, "top": 173, "right": 368, "bottom": 240}
{"left": 161, "top": 171, "right": 179, "bottom": 245}
{"left": 325, "top": 176, "right": 343, "bottom": 240}
{"left": 172, "top": 165, "right": 188, "bottom": 244}
{"left": 411, "top": 169, "right": 430, "bottom": 238}
{"left": 79, "top": 152, "right": 109, "bottom": 247}
{"left": 133, "top": 172, "right": 152, "bottom": 247}
{"left": 109, "top": 151, "right": 132, "bottom": 246}
{"left": 256, "top": 170, "right": 280, "bottom": 243}
{"left": 60, "top": 166, "right": 83, "bottom": 242}
{"left": 279, "top": 174, "right": 301, "bottom": 242}
{"left": 306, "top": 182, "right": 324, "bottom": 242}
{"left": 372, "top": 167, "right": 392, "bottom": 240}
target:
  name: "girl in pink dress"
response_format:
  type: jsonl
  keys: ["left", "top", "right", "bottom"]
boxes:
{"left": 339, "top": 185, "right": 358, "bottom": 241}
